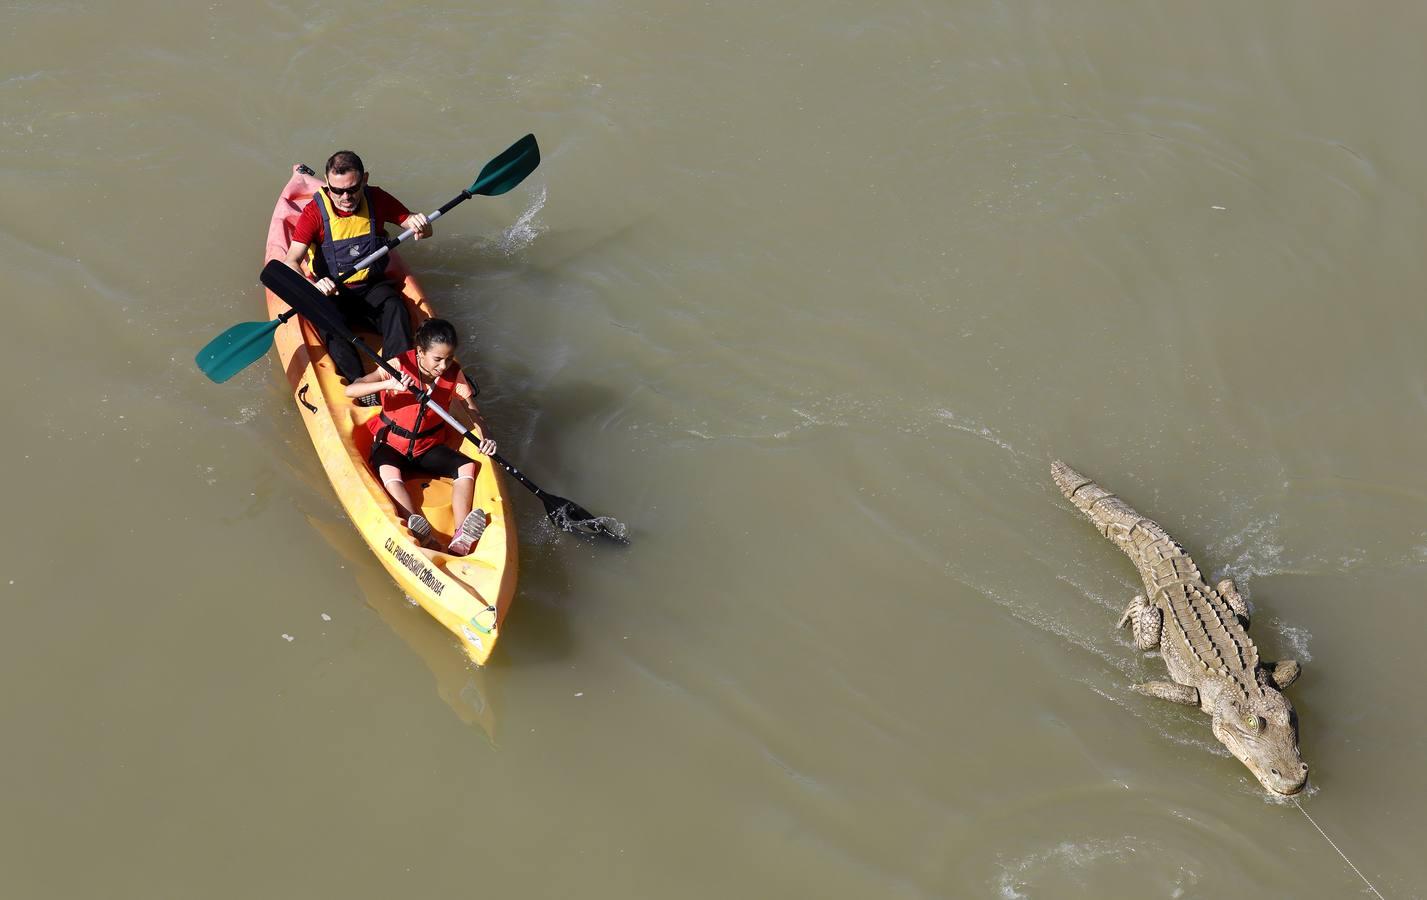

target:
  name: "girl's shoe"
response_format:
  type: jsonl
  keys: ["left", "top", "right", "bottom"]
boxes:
{"left": 406, "top": 514, "right": 433, "bottom": 545}
{"left": 447, "top": 509, "right": 487, "bottom": 556}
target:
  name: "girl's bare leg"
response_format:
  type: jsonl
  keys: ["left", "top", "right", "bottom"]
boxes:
{"left": 447, "top": 463, "right": 486, "bottom": 555}
{"left": 378, "top": 464, "right": 417, "bottom": 518}
{"left": 452, "top": 463, "right": 477, "bottom": 526}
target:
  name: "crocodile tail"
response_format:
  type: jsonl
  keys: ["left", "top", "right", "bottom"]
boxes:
{"left": 1051, "top": 460, "right": 1173, "bottom": 564}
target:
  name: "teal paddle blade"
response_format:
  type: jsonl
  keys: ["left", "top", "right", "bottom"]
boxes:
{"left": 467, "top": 133, "right": 540, "bottom": 197}
{"left": 196, "top": 318, "right": 281, "bottom": 383}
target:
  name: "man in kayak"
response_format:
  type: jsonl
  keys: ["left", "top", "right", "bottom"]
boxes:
{"left": 282, "top": 150, "right": 433, "bottom": 398}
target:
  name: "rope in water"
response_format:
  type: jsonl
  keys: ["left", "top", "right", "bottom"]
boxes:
{"left": 1293, "top": 797, "right": 1385, "bottom": 899}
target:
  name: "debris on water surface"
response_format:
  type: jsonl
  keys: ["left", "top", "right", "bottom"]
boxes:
{"left": 320, "top": 613, "right": 331, "bottom": 622}
{"left": 281, "top": 634, "right": 294, "bottom": 642}
{"left": 575, "top": 692, "right": 584, "bottom": 697}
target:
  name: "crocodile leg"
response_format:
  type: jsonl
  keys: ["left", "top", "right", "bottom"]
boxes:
{"left": 1216, "top": 578, "right": 1250, "bottom": 627}
{"left": 1131, "top": 681, "right": 1200, "bottom": 705}
{"left": 1264, "top": 660, "right": 1301, "bottom": 690}
{"left": 1116, "top": 594, "right": 1162, "bottom": 651}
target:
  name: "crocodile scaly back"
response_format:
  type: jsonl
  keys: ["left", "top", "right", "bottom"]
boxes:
{"left": 1053, "top": 460, "right": 1261, "bottom": 699}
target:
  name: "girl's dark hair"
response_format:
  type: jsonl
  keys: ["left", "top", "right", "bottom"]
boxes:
{"left": 414, "top": 318, "right": 459, "bottom": 351}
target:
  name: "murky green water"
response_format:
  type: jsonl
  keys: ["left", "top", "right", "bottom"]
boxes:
{"left": 3, "top": 2, "right": 1424, "bottom": 896}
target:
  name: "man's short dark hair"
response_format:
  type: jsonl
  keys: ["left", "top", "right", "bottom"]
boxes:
{"left": 326, "top": 151, "right": 365, "bottom": 177}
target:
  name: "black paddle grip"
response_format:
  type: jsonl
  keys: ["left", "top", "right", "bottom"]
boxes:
{"left": 436, "top": 191, "right": 473, "bottom": 217}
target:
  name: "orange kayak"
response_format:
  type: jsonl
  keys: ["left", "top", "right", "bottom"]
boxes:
{"left": 262, "top": 165, "right": 517, "bottom": 666}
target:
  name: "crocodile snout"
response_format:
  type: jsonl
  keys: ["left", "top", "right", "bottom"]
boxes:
{"left": 1265, "top": 762, "right": 1310, "bottom": 796}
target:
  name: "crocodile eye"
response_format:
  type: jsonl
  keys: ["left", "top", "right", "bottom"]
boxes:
{"left": 1242, "top": 713, "right": 1264, "bottom": 734}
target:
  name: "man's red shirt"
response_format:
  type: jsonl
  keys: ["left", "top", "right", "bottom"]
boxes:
{"left": 291, "top": 186, "right": 413, "bottom": 247}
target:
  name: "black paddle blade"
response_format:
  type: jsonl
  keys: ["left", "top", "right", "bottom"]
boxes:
{"left": 260, "top": 260, "right": 351, "bottom": 339}
{"left": 541, "top": 493, "right": 629, "bottom": 544}
{"left": 488, "top": 451, "right": 629, "bottom": 546}
{"left": 468, "top": 134, "right": 540, "bottom": 197}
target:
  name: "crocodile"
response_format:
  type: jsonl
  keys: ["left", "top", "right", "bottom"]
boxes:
{"left": 1051, "top": 460, "right": 1308, "bottom": 796}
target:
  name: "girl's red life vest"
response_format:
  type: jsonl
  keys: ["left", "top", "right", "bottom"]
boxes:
{"left": 367, "top": 350, "right": 463, "bottom": 458}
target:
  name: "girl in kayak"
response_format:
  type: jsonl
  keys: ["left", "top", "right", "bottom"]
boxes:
{"left": 344, "top": 317, "right": 497, "bottom": 555}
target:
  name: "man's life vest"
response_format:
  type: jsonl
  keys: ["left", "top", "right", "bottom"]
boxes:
{"left": 368, "top": 350, "right": 462, "bottom": 458}
{"left": 309, "top": 186, "right": 389, "bottom": 286}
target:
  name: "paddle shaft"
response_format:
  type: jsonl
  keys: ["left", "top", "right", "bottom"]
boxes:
{"left": 334, "top": 190, "right": 473, "bottom": 281}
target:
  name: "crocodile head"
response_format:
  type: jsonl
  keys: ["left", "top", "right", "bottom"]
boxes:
{"left": 1211, "top": 687, "right": 1308, "bottom": 795}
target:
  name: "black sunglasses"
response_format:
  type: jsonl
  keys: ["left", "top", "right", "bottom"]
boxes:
{"left": 326, "top": 182, "right": 363, "bottom": 197}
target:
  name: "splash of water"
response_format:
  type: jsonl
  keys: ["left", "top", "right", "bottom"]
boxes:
{"left": 551, "top": 504, "right": 629, "bottom": 544}
{"left": 496, "top": 185, "right": 547, "bottom": 256}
